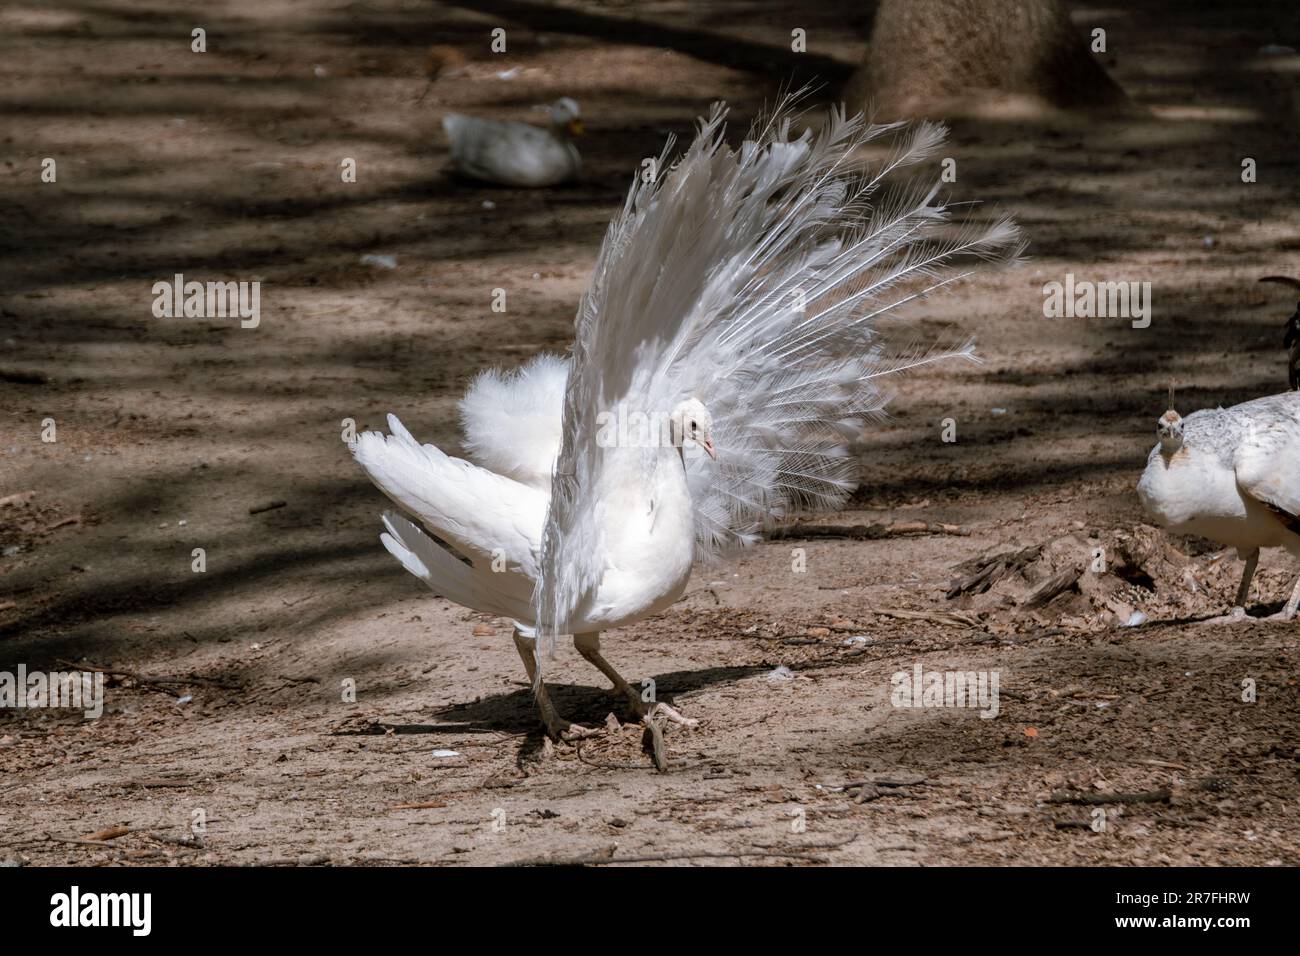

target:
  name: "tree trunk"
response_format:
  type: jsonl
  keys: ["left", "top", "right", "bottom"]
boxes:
{"left": 845, "top": 0, "right": 1131, "bottom": 119}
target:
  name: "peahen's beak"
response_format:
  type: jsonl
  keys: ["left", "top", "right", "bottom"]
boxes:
{"left": 701, "top": 436, "right": 716, "bottom": 460}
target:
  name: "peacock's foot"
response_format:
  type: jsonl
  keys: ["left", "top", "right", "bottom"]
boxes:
{"left": 1199, "top": 606, "right": 1256, "bottom": 626}
{"left": 641, "top": 718, "right": 669, "bottom": 772}
{"left": 565, "top": 723, "right": 603, "bottom": 742}
{"left": 644, "top": 700, "right": 699, "bottom": 729}
{"left": 542, "top": 717, "right": 602, "bottom": 743}
{"left": 622, "top": 689, "right": 699, "bottom": 729}
{"left": 637, "top": 700, "right": 698, "bottom": 772}
{"left": 537, "top": 698, "right": 603, "bottom": 743}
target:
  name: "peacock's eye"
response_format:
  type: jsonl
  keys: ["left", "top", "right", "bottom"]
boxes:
{"left": 690, "top": 420, "right": 697, "bottom": 431}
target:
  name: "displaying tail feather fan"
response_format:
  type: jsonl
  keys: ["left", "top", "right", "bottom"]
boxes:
{"left": 537, "top": 102, "right": 1021, "bottom": 644}
{"left": 352, "top": 99, "right": 1021, "bottom": 746}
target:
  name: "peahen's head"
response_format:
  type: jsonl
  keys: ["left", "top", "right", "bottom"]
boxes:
{"left": 550, "top": 98, "right": 584, "bottom": 138}
{"left": 670, "top": 398, "right": 716, "bottom": 461}
{"left": 1157, "top": 409, "right": 1183, "bottom": 454}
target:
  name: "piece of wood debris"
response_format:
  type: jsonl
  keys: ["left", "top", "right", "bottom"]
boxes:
{"left": 830, "top": 773, "right": 929, "bottom": 792}
{"left": 257, "top": 854, "right": 331, "bottom": 867}
{"left": 147, "top": 832, "right": 204, "bottom": 849}
{"left": 80, "top": 825, "right": 133, "bottom": 842}
{"left": 1021, "top": 566, "right": 1082, "bottom": 609}
{"left": 55, "top": 658, "right": 235, "bottom": 689}
{"left": 776, "top": 521, "right": 968, "bottom": 540}
{"left": 508, "top": 846, "right": 836, "bottom": 866}
{"left": 122, "top": 778, "right": 192, "bottom": 789}
{"left": 873, "top": 608, "right": 981, "bottom": 628}
{"left": 1046, "top": 789, "right": 1172, "bottom": 805}
{"left": 855, "top": 784, "right": 884, "bottom": 803}
{"left": 947, "top": 544, "right": 1044, "bottom": 598}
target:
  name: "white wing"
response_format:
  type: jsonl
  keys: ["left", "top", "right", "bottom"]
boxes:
{"left": 536, "top": 101, "right": 1021, "bottom": 639}
{"left": 352, "top": 414, "right": 544, "bottom": 612}
{"left": 379, "top": 512, "right": 535, "bottom": 621}
{"left": 1233, "top": 392, "right": 1300, "bottom": 530}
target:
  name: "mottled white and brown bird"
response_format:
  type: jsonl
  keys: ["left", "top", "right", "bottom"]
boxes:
{"left": 1138, "top": 391, "right": 1300, "bottom": 622}
{"left": 353, "top": 102, "right": 1020, "bottom": 746}
{"left": 442, "top": 98, "right": 582, "bottom": 187}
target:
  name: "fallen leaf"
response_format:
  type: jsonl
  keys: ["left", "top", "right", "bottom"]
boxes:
{"left": 80, "top": 825, "right": 131, "bottom": 842}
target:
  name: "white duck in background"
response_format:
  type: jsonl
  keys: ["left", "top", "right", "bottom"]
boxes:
{"left": 1138, "top": 391, "right": 1300, "bottom": 622}
{"left": 442, "top": 97, "right": 582, "bottom": 187}
{"left": 354, "top": 102, "right": 1021, "bottom": 744}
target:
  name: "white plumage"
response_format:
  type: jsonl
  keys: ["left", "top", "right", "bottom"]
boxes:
{"left": 442, "top": 97, "right": 582, "bottom": 187}
{"left": 354, "top": 101, "right": 1021, "bottom": 741}
{"left": 459, "top": 354, "right": 567, "bottom": 489}
{"left": 1138, "top": 391, "right": 1300, "bottom": 620}
{"left": 352, "top": 414, "right": 543, "bottom": 622}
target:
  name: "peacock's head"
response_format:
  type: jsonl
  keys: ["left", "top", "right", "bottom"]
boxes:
{"left": 670, "top": 398, "right": 716, "bottom": 461}
{"left": 1157, "top": 409, "right": 1183, "bottom": 454}
{"left": 550, "top": 98, "right": 584, "bottom": 138}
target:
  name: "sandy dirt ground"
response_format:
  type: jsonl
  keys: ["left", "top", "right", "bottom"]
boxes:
{"left": 1, "top": 0, "right": 1298, "bottom": 866}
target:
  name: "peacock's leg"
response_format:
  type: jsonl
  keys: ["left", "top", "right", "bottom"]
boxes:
{"left": 512, "top": 628, "right": 598, "bottom": 741}
{"left": 1265, "top": 573, "right": 1300, "bottom": 622}
{"left": 1201, "top": 549, "right": 1260, "bottom": 625}
{"left": 573, "top": 632, "right": 698, "bottom": 729}
{"left": 1234, "top": 549, "right": 1261, "bottom": 609}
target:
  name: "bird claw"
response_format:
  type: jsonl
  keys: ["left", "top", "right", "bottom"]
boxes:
{"left": 1199, "top": 607, "right": 1255, "bottom": 626}
{"left": 641, "top": 718, "right": 669, "bottom": 772}
{"left": 558, "top": 723, "right": 602, "bottom": 742}
{"left": 634, "top": 701, "right": 699, "bottom": 772}
{"left": 625, "top": 693, "right": 699, "bottom": 729}
{"left": 540, "top": 714, "right": 602, "bottom": 743}
{"left": 644, "top": 701, "right": 699, "bottom": 729}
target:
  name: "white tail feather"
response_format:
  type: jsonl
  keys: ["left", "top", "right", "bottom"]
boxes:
{"left": 537, "top": 99, "right": 1022, "bottom": 640}
{"left": 459, "top": 353, "right": 566, "bottom": 489}
{"left": 380, "top": 512, "right": 534, "bottom": 622}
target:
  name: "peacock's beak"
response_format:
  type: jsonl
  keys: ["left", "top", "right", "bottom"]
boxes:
{"left": 701, "top": 437, "right": 716, "bottom": 460}
{"left": 567, "top": 118, "right": 585, "bottom": 137}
